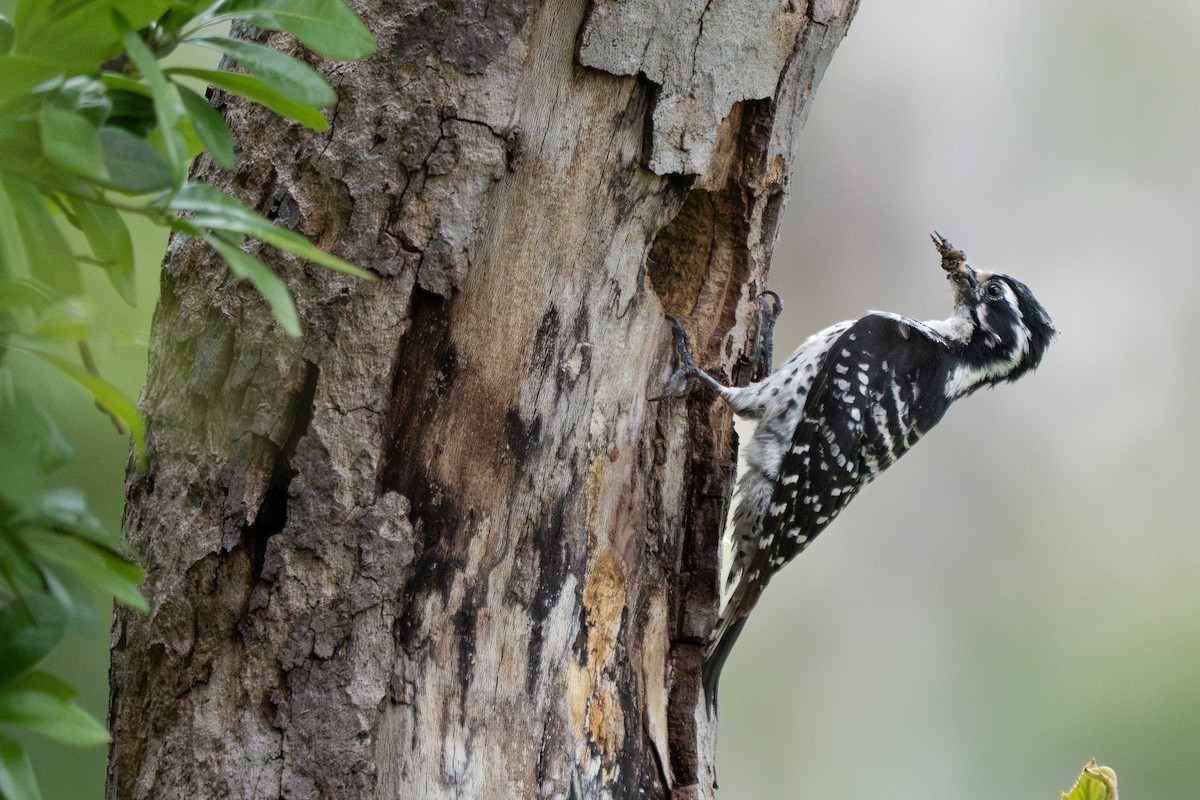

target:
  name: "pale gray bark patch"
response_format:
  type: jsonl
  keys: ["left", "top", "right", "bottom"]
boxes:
{"left": 580, "top": 0, "right": 846, "bottom": 176}
{"left": 407, "top": 114, "right": 509, "bottom": 295}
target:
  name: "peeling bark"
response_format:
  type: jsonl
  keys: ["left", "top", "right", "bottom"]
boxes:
{"left": 108, "top": 0, "right": 858, "bottom": 798}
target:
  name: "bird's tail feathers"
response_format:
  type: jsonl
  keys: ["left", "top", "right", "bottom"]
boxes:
{"left": 702, "top": 574, "right": 766, "bottom": 713}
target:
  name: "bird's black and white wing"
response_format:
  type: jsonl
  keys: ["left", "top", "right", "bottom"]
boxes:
{"left": 706, "top": 313, "right": 954, "bottom": 684}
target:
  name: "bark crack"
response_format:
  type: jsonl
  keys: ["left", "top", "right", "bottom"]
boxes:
{"left": 241, "top": 360, "right": 320, "bottom": 582}
{"left": 317, "top": 97, "right": 343, "bottom": 158}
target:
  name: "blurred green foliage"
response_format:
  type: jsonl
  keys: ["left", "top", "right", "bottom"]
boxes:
{"left": 0, "top": 1, "right": 374, "bottom": 797}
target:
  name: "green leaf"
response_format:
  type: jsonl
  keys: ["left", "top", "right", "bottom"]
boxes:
{"left": 30, "top": 351, "right": 145, "bottom": 456}
{"left": 37, "top": 566, "right": 101, "bottom": 634}
{"left": 166, "top": 67, "right": 328, "bottom": 130}
{"left": 203, "top": 233, "right": 300, "bottom": 336}
{"left": 0, "top": 173, "right": 26, "bottom": 282}
{"left": 35, "top": 490, "right": 115, "bottom": 550}
{"left": 11, "top": 0, "right": 169, "bottom": 72}
{"left": 218, "top": 0, "right": 376, "bottom": 61}
{"left": 0, "top": 384, "right": 72, "bottom": 495}
{"left": 65, "top": 196, "right": 135, "bottom": 304}
{"left": 7, "top": 491, "right": 146, "bottom": 622}
{"left": 171, "top": 182, "right": 370, "bottom": 277}
{"left": 0, "top": 12, "right": 13, "bottom": 56}
{"left": 0, "top": 594, "right": 67, "bottom": 687}
{"left": 156, "top": 2, "right": 204, "bottom": 37}
{"left": 117, "top": 14, "right": 188, "bottom": 185}
{"left": 0, "top": 671, "right": 110, "bottom": 746}
{"left": 0, "top": 279, "right": 53, "bottom": 314}
{"left": 0, "top": 173, "right": 80, "bottom": 294}
{"left": 0, "top": 733, "right": 41, "bottom": 800}
{"left": 177, "top": 85, "right": 234, "bottom": 169}
{"left": 0, "top": 56, "right": 61, "bottom": 107}
{"left": 31, "top": 299, "right": 93, "bottom": 344}
{"left": 188, "top": 36, "right": 335, "bottom": 106}
{"left": 104, "top": 89, "right": 157, "bottom": 138}
{"left": 98, "top": 73, "right": 151, "bottom": 99}
{"left": 37, "top": 104, "right": 108, "bottom": 181}
{"left": 21, "top": 527, "right": 146, "bottom": 613}
{"left": 0, "top": 110, "right": 42, "bottom": 178}
{"left": 96, "top": 126, "right": 173, "bottom": 194}
{"left": 0, "top": 524, "right": 43, "bottom": 592}
{"left": 1062, "top": 761, "right": 1118, "bottom": 800}
{"left": 57, "top": 76, "right": 112, "bottom": 127}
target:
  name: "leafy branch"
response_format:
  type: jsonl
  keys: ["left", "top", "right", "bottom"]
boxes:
{"left": 0, "top": 0, "right": 375, "bottom": 796}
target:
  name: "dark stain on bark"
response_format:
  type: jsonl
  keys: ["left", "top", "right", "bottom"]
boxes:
{"left": 434, "top": 343, "right": 459, "bottom": 397}
{"left": 532, "top": 303, "right": 560, "bottom": 373}
{"left": 612, "top": 73, "right": 653, "bottom": 136}
{"left": 554, "top": 302, "right": 593, "bottom": 393}
{"left": 760, "top": 188, "right": 787, "bottom": 250}
{"left": 616, "top": 649, "right": 665, "bottom": 799}
{"left": 392, "top": 472, "right": 466, "bottom": 653}
{"left": 391, "top": 5, "right": 444, "bottom": 67}
{"left": 380, "top": 287, "right": 457, "bottom": 496}
{"left": 242, "top": 360, "right": 319, "bottom": 582}
{"left": 382, "top": 288, "right": 473, "bottom": 655}
{"left": 270, "top": 187, "right": 303, "bottom": 230}
{"left": 390, "top": 0, "right": 531, "bottom": 76}
{"left": 667, "top": 643, "right": 704, "bottom": 787}
{"left": 453, "top": 589, "right": 479, "bottom": 717}
{"left": 525, "top": 488, "right": 572, "bottom": 693}
{"left": 504, "top": 408, "right": 542, "bottom": 463}
{"left": 440, "top": 0, "right": 531, "bottom": 75}
{"left": 503, "top": 124, "right": 524, "bottom": 170}
{"left": 607, "top": 162, "right": 638, "bottom": 231}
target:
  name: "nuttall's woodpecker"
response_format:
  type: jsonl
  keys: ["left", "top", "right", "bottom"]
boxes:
{"left": 657, "top": 233, "right": 1056, "bottom": 700}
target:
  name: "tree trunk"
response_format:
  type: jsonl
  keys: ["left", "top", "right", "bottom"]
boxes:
{"left": 107, "top": 0, "right": 858, "bottom": 797}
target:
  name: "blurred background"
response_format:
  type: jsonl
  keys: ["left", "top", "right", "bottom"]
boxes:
{"left": 721, "top": 0, "right": 1200, "bottom": 797}
{"left": 26, "top": 0, "right": 1200, "bottom": 796}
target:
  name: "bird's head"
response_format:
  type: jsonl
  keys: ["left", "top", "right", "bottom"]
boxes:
{"left": 931, "top": 231, "right": 1056, "bottom": 387}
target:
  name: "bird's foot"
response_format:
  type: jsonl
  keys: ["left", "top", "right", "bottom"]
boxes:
{"left": 753, "top": 290, "right": 783, "bottom": 379}
{"left": 650, "top": 316, "right": 705, "bottom": 401}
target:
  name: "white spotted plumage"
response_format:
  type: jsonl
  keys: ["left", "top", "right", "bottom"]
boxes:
{"left": 719, "top": 319, "right": 854, "bottom": 595}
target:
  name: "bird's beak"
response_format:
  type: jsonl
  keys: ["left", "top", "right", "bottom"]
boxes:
{"left": 946, "top": 261, "right": 979, "bottom": 304}
{"left": 931, "top": 231, "right": 978, "bottom": 304}
{"left": 940, "top": 250, "right": 979, "bottom": 307}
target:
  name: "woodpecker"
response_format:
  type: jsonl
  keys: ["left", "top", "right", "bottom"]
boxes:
{"left": 658, "top": 233, "right": 1056, "bottom": 701}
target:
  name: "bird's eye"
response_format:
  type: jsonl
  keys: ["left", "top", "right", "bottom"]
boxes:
{"left": 985, "top": 281, "right": 1004, "bottom": 299}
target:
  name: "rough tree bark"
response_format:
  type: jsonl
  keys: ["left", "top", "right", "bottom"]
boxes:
{"left": 107, "top": 0, "right": 858, "bottom": 797}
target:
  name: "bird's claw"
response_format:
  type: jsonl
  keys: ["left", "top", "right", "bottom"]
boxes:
{"left": 650, "top": 315, "right": 702, "bottom": 401}
{"left": 755, "top": 290, "right": 783, "bottom": 321}
{"left": 649, "top": 368, "right": 694, "bottom": 401}
{"left": 754, "top": 290, "right": 783, "bottom": 376}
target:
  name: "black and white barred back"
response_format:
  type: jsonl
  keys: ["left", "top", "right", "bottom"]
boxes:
{"left": 659, "top": 234, "right": 1056, "bottom": 699}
